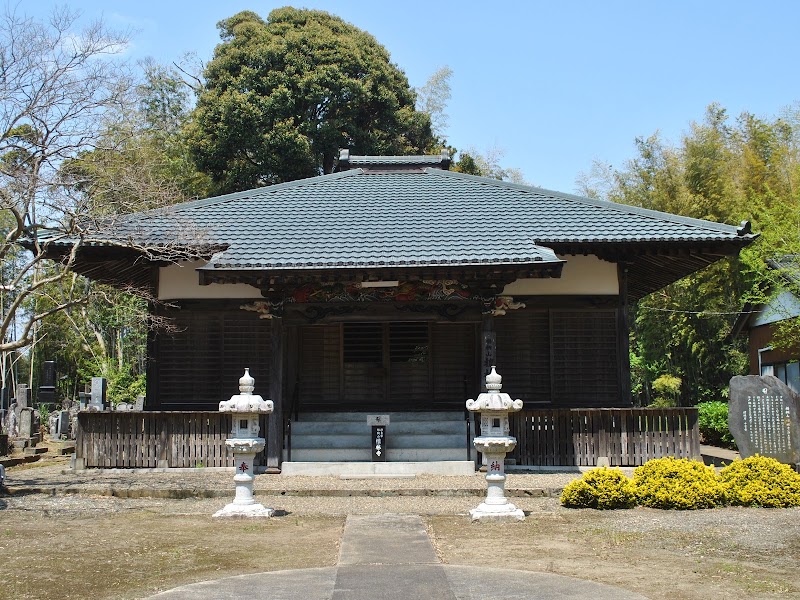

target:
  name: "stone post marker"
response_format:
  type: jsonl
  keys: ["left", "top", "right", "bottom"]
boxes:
{"left": 466, "top": 366, "right": 525, "bottom": 521}
{"left": 214, "top": 369, "right": 274, "bottom": 518}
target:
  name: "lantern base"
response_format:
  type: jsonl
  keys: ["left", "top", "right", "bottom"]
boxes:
{"left": 213, "top": 502, "right": 274, "bottom": 518}
{"left": 469, "top": 502, "right": 525, "bottom": 522}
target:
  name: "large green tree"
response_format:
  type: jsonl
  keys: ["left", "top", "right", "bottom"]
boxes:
{"left": 186, "top": 8, "right": 435, "bottom": 193}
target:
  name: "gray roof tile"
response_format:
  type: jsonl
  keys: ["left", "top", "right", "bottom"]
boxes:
{"left": 82, "top": 167, "right": 754, "bottom": 272}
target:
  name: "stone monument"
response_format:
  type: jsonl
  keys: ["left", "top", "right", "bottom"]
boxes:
{"left": 90, "top": 377, "right": 107, "bottom": 411}
{"left": 15, "top": 384, "right": 29, "bottom": 409}
{"left": 214, "top": 369, "right": 274, "bottom": 518}
{"left": 466, "top": 366, "right": 525, "bottom": 521}
{"left": 39, "top": 360, "right": 57, "bottom": 405}
{"left": 729, "top": 375, "right": 800, "bottom": 466}
{"left": 17, "top": 407, "right": 34, "bottom": 442}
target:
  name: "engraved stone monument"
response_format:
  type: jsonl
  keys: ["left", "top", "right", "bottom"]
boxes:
{"left": 15, "top": 384, "right": 29, "bottom": 408}
{"left": 729, "top": 375, "right": 800, "bottom": 465}
{"left": 90, "top": 377, "right": 107, "bottom": 410}
{"left": 39, "top": 360, "right": 57, "bottom": 405}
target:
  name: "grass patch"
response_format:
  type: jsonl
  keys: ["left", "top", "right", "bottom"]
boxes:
{"left": 0, "top": 510, "right": 343, "bottom": 600}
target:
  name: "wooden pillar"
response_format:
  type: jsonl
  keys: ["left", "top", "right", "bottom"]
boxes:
{"left": 145, "top": 267, "right": 160, "bottom": 410}
{"left": 267, "top": 316, "right": 284, "bottom": 472}
{"left": 480, "top": 312, "right": 496, "bottom": 390}
{"left": 617, "top": 263, "right": 632, "bottom": 406}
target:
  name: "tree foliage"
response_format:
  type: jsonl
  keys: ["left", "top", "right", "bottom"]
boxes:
{"left": 416, "top": 65, "right": 452, "bottom": 141}
{"left": 579, "top": 104, "right": 800, "bottom": 404}
{"left": 452, "top": 146, "right": 528, "bottom": 184}
{"left": 33, "top": 279, "right": 148, "bottom": 404}
{"left": 186, "top": 8, "right": 435, "bottom": 193}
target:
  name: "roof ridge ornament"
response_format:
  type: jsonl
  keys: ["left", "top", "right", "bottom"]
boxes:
{"left": 737, "top": 220, "right": 752, "bottom": 236}
{"left": 336, "top": 149, "right": 451, "bottom": 172}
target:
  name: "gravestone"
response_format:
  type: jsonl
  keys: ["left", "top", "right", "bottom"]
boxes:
{"left": 7, "top": 406, "right": 18, "bottom": 437}
{"left": 56, "top": 410, "right": 70, "bottom": 437}
{"left": 90, "top": 377, "right": 107, "bottom": 410}
{"left": 134, "top": 395, "right": 145, "bottom": 411}
{"left": 16, "top": 384, "right": 29, "bottom": 408}
{"left": 39, "top": 360, "right": 57, "bottom": 405}
{"left": 18, "top": 407, "right": 33, "bottom": 439}
{"left": 729, "top": 375, "right": 800, "bottom": 465}
{"left": 48, "top": 411, "right": 59, "bottom": 437}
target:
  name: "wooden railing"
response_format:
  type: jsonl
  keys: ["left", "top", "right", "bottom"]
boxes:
{"left": 75, "top": 412, "right": 269, "bottom": 468}
{"left": 75, "top": 408, "right": 699, "bottom": 469}
{"left": 508, "top": 408, "right": 700, "bottom": 467}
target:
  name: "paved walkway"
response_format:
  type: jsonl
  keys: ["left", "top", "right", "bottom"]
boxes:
{"left": 148, "top": 513, "right": 648, "bottom": 600}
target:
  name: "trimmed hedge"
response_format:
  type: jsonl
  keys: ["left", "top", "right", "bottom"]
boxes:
{"left": 560, "top": 467, "right": 636, "bottom": 509}
{"left": 561, "top": 457, "right": 800, "bottom": 510}
{"left": 720, "top": 455, "right": 800, "bottom": 507}
{"left": 633, "top": 457, "right": 725, "bottom": 509}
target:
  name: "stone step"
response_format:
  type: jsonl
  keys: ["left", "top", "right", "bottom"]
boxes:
{"left": 293, "top": 411, "right": 466, "bottom": 423}
{"left": 290, "top": 421, "right": 467, "bottom": 436}
{"left": 289, "top": 433, "right": 468, "bottom": 450}
{"left": 287, "top": 447, "right": 473, "bottom": 463}
{"left": 280, "top": 460, "right": 476, "bottom": 476}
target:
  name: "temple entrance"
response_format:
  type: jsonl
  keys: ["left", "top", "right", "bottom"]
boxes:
{"left": 292, "top": 320, "right": 478, "bottom": 411}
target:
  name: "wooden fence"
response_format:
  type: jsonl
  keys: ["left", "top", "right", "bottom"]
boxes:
{"left": 75, "top": 408, "right": 699, "bottom": 469}
{"left": 508, "top": 408, "right": 700, "bottom": 466}
{"left": 75, "top": 412, "right": 269, "bottom": 468}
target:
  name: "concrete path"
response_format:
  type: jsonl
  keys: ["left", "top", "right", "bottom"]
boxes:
{"left": 149, "top": 513, "right": 648, "bottom": 600}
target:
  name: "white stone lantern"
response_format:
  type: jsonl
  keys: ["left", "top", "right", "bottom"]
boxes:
{"left": 213, "top": 369, "right": 274, "bottom": 518}
{"left": 466, "top": 366, "right": 525, "bottom": 521}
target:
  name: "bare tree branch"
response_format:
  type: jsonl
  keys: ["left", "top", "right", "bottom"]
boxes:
{"left": 0, "top": 6, "right": 196, "bottom": 356}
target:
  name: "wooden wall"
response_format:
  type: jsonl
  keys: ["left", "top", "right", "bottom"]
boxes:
{"left": 150, "top": 304, "right": 272, "bottom": 410}
{"left": 148, "top": 297, "right": 626, "bottom": 411}
{"left": 496, "top": 307, "right": 623, "bottom": 408}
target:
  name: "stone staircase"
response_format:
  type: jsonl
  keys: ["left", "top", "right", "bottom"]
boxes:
{"left": 284, "top": 411, "right": 474, "bottom": 465}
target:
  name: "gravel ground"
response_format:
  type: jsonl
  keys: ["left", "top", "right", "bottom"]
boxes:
{"left": 2, "top": 461, "right": 582, "bottom": 515}
{"left": 4, "top": 462, "right": 581, "bottom": 495}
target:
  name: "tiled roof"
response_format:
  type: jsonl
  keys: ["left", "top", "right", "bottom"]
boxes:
{"left": 72, "top": 166, "right": 755, "bottom": 273}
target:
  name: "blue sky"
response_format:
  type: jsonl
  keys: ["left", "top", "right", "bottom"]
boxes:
{"left": 21, "top": 1, "right": 800, "bottom": 193}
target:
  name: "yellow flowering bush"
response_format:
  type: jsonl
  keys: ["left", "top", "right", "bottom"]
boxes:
{"left": 633, "top": 457, "right": 724, "bottom": 509}
{"left": 719, "top": 455, "right": 800, "bottom": 508}
{"left": 560, "top": 467, "right": 636, "bottom": 509}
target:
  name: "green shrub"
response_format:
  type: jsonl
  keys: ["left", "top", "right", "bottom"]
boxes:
{"left": 719, "top": 455, "right": 800, "bottom": 507}
{"left": 696, "top": 401, "right": 736, "bottom": 449}
{"left": 633, "top": 457, "right": 724, "bottom": 509}
{"left": 649, "top": 374, "right": 682, "bottom": 407}
{"left": 561, "top": 467, "right": 636, "bottom": 509}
